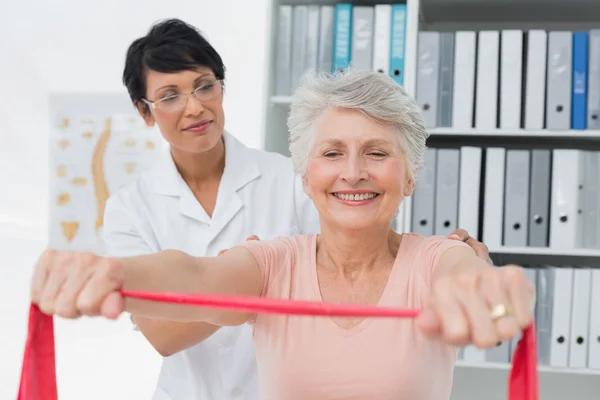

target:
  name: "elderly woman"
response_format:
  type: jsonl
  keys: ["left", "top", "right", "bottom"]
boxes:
{"left": 31, "top": 69, "right": 533, "bottom": 400}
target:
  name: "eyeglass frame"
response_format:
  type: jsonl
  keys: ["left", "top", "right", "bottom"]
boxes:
{"left": 141, "top": 79, "right": 224, "bottom": 113}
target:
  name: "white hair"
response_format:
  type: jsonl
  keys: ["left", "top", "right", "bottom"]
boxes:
{"left": 287, "top": 68, "right": 429, "bottom": 180}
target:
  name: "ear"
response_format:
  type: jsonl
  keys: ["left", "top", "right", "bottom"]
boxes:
{"left": 301, "top": 174, "right": 312, "bottom": 198}
{"left": 403, "top": 177, "right": 415, "bottom": 197}
{"left": 136, "top": 102, "right": 155, "bottom": 127}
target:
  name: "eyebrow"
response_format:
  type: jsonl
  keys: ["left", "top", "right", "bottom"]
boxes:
{"left": 153, "top": 73, "right": 215, "bottom": 94}
{"left": 320, "top": 138, "right": 394, "bottom": 148}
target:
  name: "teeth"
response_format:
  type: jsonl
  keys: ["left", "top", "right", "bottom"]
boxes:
{"left": 334, "top": 193, "right": 377, "bottom": 201}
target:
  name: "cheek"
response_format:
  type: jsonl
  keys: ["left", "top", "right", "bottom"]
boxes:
{"left": 154, "top": 112, "right": 182, "bottom": 135}
{"left": 305, "top": 161, "right": 338, "bottom": 195}
{"left": 378, "top": 160, "right": 408, "bottom": 193}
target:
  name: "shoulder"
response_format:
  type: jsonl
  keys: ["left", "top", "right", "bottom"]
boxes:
{"left": 234, "top": 234, "right": 315, "bottom": 296}
{"left": 103, "top": 164, "right": 161, "bottom": 227}
{"left": 244, "top": 146, "right": 297, "bottom": 179}
{"left": 105, "top": 173, "right": 150, "bottom": 213}
{"left": 402, "top": 233, "right": 470, "bottom": 255}
{"left": 237, "top": 234, "right": 313, "bottom": 263}
{"left": 400, "top": 233, "right": 472, "bottom": 275}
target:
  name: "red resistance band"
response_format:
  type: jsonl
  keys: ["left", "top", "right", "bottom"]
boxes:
{"left": 17, "top": 291, "right": 539, "bottom": 400}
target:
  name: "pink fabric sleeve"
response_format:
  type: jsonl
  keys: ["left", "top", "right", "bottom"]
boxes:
{"left": 237, "top": 238, "right": 294, "bottom": 297}
{"left": 421, "top": 236, "right": 472, "bottom": 285}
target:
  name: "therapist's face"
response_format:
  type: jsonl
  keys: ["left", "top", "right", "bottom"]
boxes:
{"left": 302, "top": 107, "right": 414, "bottom": 231}
{"left": 138, "top": 66, "right": 225, "bottom": 154}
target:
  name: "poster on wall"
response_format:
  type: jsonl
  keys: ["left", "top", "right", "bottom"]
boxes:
{"left": 48, "top": 93, "right": 166, "bottom": 254}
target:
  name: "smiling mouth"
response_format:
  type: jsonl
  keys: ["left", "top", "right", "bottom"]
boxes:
{"left": 332, "top": 192, "right": 380, "bottom": 201}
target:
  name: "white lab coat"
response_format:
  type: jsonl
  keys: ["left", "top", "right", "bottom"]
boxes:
{"left": 102, "top": 131, "right": 320, "bottom": 400}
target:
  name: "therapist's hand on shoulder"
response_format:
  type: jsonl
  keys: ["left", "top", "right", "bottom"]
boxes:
{"left": 30, "top": 249, "right": 124, "bottom": 320}
{"left": 218, "top": 235, "right": 260, "bottom": 256}
{"left": 448, "top": 228, "right": 493, "bottom": 265}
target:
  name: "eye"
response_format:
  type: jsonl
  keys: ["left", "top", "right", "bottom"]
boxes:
{"left": 197, "top": 82, "right": 215, "bottom": 93}
{"left": 160, "top": 95, "right": 180, "bottom": 104}
{"left": 368, "top": 152, "right": 387, "bottom": 158}
{"left": 160, "top": 93, "right": 178, "bottom": 101}
{"left": 323, "top": 151, "right": 341, "bottom": 158}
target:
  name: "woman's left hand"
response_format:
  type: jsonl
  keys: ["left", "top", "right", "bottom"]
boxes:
{"left": 416, "top": 264, "right": 535, "bottom": 348}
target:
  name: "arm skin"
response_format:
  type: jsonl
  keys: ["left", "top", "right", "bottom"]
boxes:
{"left": 133, "top": 318, "right": 221, "bottom": 357}
{"left": 120, "top": 246, "right": 263, "bottom": 326}
{"left": 103, "top": 199, "right": 234, "bottom": 357}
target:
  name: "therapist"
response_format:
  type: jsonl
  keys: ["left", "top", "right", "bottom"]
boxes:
{"left": 104, "top": 18, "right": 492, "bottom": 400}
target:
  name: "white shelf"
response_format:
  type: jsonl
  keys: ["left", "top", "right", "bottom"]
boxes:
{"left": 487, "top": 246, "right": 600, "bottom": 267}
{"left": 452, "top": 360, "right": 600, "bottom": 400}
{"left": 456, "top": 360, "right": 600, "bottom": 376}
{"left": 489, "top": 246, "right": 600, "bottom": 257}
{"left": 429, "top": 127, "right": 600, "bottom": 139}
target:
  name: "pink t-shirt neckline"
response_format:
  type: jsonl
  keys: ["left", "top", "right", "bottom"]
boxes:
{"left": 306, "top": 234, "right": 407, "bottom": 337}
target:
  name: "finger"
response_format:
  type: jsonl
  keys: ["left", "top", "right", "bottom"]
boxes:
{"left": 31, "top": 249, "right": 54, "bottom": 304}
{"left": 76, "top": 258, "right": 122, "bottom": 316}
{"left": 39, "top": 253, "right": 72, "bottom": 315}
{"left": 460, "top": 273, "right": 502, "bottom": 348}
{"left": 100, "top": 292, "right": 125, "bottom": 320}
{"left": 246, "top": 235, "right": 260, "bottom": 241}
{"left": 430, "top": 279, "right": 471, "bottom": 346}
{"left": 502, "top": 266, "right": 535, "bottom": 329}
{"left": 480, "top": 269, "right": 520, "bottom": 341}
{"left": 54, "top": 259, "right": 96, "bottom": 319}
{"left": 448, "top": 228, "right": 469, "bottom": 241}
{"left": 218, "top": 249, "right": 227, "bottom": 256}
{"left": 466, "top": 238, "right": 492, "bottom": 263}
{"left": 416, "top": 306, "right": 442, "bottom": 337}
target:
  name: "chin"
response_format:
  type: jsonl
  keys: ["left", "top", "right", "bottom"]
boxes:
{"left": 187, "top": 129, "right": 222, "bottom": 153}
{"left": 328, "top": 213, "right": 386, "bottom": 231}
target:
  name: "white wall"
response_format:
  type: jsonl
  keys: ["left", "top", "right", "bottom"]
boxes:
{"left": 0, "top": 1, "right": 272, "bottom": 398}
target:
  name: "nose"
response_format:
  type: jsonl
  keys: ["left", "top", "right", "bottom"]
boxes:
{"left": 341, "top": 155, "right": 368, "bottom": 185}
{"left": 184, "top": 94, "right": 205, "bottom": 117}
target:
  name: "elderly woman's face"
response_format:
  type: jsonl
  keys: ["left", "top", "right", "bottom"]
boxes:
{"left": 303, "top": 107, "right": 414, "bottom": 230}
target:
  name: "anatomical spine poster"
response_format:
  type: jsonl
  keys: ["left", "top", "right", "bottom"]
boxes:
{"left": 48, "top": 93, "right": 164, "bottom": 253}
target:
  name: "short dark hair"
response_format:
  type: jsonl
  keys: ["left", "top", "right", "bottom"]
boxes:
{"left": 122, "top": 18, "right": 226, "bottom": 112}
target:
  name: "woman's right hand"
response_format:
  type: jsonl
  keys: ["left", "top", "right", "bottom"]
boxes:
{"left": 30, "top": 249, "right": 125, "bottom": 320}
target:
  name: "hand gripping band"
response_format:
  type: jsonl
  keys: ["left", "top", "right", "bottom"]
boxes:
{"left": 17, "top": 291, "right": 539, "bottom": 400}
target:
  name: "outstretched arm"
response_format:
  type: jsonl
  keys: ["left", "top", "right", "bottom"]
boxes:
{"left": 30, "top": 245, "right": 263, "bottom": 327}
{"left": 102, "top": 199, "right": 222, "bottom": 356}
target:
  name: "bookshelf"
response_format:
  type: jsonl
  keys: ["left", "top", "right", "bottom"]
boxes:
{"left": 263, "top": 0, "right": 600, "bottom": 399}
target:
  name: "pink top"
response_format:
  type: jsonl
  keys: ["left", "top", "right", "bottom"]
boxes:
{"left": 240, "top": 233, "right": 469, "bottom": 400}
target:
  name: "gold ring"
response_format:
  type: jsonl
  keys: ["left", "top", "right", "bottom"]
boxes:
{"left": 490, "top": 304, "right": 513, "bottom": 320}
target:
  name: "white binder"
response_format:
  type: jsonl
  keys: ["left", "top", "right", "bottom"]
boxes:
{"left": 500, "top": 30, "right": 524, "bottom": 129}
{"left": 549, "top": 150, "right": 583, "bottom": 249}
{"left": 458, "top": 147, "right": 482, "bottom": 240}
{"left": 503, "top": 150, "right": 530, "bottom": 246}
{"left": 317, "top": 6, "right": 335, "bottom": 74}
{"left": 274, "top": 6, "right": 293, "bottom": 96}
{"left": 416, "top": 31, "right": 441, "bottom": 128}
{"left": 588, "top": 269, "right": 600, "bottom": 369}
{"left": 546, "top": 31, "right": 573, "bottom": 130}
{"left": 452, "top": 31, "right": 476, "bottom": 129}
{"left": 475, "top": 31, "right": 499, "bottom": 129}
{"left": 569, "top": 268, "right": 592, "bottom": 368}
{"left": 372, "top": 5, "right": 391, "bottom": 75}
{"left": 482, "top": 148, "right": 505, "bottom": 248}
{"left": 524, "top": 30, "right": 548, "bottom": 130}
{"left": 550, "top": 267, "right": 574, "bottom": 368}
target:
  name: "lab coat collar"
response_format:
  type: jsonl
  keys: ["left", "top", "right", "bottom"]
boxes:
{"left": 149, "top": 131, "right": 261, "bottom": 224}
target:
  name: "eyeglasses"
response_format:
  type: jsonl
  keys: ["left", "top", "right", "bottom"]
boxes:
{"left": 142, "top": 79, "right": 223, "bottom": 113}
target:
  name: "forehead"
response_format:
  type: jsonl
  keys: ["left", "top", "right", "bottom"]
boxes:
{"left": 314, "top": 107, "right": 397, "bottom": 146}
{"left": 145, "top": 67, "right": 215, "bottom": 93}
